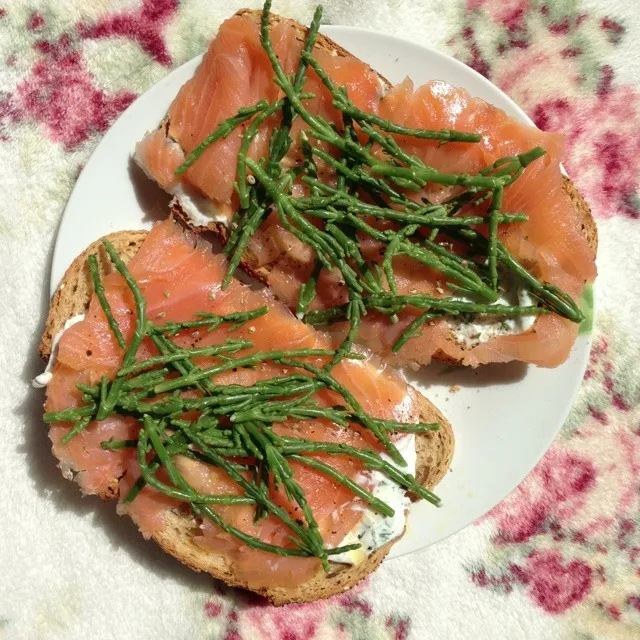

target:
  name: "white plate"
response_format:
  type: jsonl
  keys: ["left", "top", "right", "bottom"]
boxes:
{"left": 51, "top": 26, "right": 591, "bottom": 560}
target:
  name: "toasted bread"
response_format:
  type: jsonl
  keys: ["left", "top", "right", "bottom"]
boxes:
{"left": 40, "top": 229, "right": 454, "bottom": 605}
{"left": 162, "top": 9, "right": 597, "bottom": 367}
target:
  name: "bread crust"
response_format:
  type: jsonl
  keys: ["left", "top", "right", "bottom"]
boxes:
{"left": 39, "top": 231, "right": 147, "bottom": 361}
{"left": 40, "top": 227, "right": 454, "bottom": 605}
{"left": 164, "top": 10, "right": 598, "bottom": 367}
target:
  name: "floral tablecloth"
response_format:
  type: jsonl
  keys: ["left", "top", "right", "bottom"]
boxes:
{"left": 1, "top": 1, "right": 638, "bottom": 638}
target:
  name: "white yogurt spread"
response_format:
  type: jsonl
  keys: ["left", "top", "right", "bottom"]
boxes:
{"left": 447, "top": 270, "right": 537, "bottom": 349}
{"left": 170, "top": 184, "right": 229, "bottom": 227}
{"left": 32, "top": 314, "right": 86, "bottom": 388}
{"left": 377, "top": 75, "right": 388, "bottom": 98}
{"left": 330, "top": 433, "right": 416, "bottom": 565}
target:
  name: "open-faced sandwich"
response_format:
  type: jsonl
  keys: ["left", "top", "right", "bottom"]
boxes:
{"left": 37, "top": 220, "right": 453, "bottom": 604}
{"left": 135, "top": 1, "right": 597, "bottom": 369}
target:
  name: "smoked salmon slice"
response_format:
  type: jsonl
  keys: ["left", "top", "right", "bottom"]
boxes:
{"left": 136, "top": 12, "right": 381, "bottom": 205}
{"left": 44, "top": 220, "right": 431, "bottom": 587}
{"left": 135, "top": 9, "right": 596, "bottom": 368}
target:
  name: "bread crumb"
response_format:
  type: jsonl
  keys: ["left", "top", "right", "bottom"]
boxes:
{"left": 163, "top": 289, "right": 170, "bottom": 298}
{"left": 58, "top": 460, "right": 74, "bottom": 481}
{"left": 248, "top": 326, "right": 256, "bottom": 333}
{"left": 449, "top": 385, "right": 461, "bottom": 394}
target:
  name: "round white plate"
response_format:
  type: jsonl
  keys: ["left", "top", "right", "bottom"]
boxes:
{"left": 52, "top": 26, "right": 591, "bottom": 560}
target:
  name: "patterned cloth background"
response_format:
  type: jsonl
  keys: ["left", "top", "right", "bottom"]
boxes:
{"left": 1, "top": 0, "right": 638, "bottom": 638}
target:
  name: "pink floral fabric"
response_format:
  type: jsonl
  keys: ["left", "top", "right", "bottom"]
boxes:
{"left": 1, "top": 1, "right": 638, "bottom": 638}
{"left": 448, "top": 1, "right": 640, "bottom": 220}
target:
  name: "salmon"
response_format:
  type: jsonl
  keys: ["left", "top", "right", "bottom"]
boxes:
{"left": 135, "top": 128, "right": 185, "bottom": 192}
{"left": 134, "top": 11, "right": 596, "bottom": 368}
{"left": 44, "top": 220, "right": 425, "bottom": 587}
{"left": 136, "top": 13, "right": 381, "bottom": 204}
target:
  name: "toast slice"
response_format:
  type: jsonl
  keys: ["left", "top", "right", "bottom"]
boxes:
{"left": 40, "top": 229, "right": 454, "bottom": 605}
{"left": 171, "top": 176, "right": 597, "bottom": 366}
{"left": 157, "top": 9, "right": 597, "bottom": 367}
